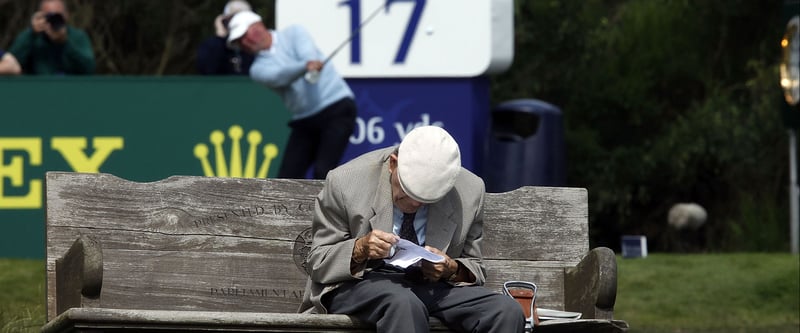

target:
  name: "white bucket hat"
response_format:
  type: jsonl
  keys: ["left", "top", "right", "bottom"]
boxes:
{"left": 397, "top": 126, "right": 461, "bottom": 203}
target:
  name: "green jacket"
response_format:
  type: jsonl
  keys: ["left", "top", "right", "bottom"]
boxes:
{"left": 9, "top": 26, "right": 95, "bottom": 75}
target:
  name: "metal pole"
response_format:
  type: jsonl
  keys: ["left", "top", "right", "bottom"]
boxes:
{"left": 790, "top": 129, "right": 799, "bottom": 254}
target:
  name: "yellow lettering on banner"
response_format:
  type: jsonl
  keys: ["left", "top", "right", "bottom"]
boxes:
{"left": 51, "top": 137, "right": 124, "bottom": 173}
{"left": 0, "top": 138, "right": 42, "bottom": 209}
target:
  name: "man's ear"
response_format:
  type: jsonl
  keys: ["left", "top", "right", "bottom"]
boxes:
{"left": 388, "top": 154, "right": 398, "bottom": 172}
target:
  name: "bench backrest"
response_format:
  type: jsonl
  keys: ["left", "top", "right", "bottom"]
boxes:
{"left": 45, "top": 172, "right": 588, "bottom": 321}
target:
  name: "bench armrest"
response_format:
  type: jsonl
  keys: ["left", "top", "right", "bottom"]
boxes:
{"left": 55, "top": 235, "right": 104, "bottom": 315}
{"left": 563, "top": 247, "right": 618, "bottom": 320}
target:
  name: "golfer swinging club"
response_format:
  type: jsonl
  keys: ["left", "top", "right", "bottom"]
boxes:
{"left": 226, "top": 10, "right": 357, "bottom": 180}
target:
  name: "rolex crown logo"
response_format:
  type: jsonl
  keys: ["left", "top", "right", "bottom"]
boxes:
{"left": 194, "top": 125, "right": 279, "bottom": 178}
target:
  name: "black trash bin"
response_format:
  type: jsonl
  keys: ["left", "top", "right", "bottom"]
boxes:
{"left": 483, "top": 99, "right": 565, "bottom": 193}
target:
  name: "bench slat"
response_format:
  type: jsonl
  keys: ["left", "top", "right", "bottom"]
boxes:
{"left": 50, "top": 240, "right": 570, "bottom": 314}
{"left": 484, "top": 187, "right": 588, "bottom": 262}
{"left": 42, "top": 308, "right": 629, "bottom": 333}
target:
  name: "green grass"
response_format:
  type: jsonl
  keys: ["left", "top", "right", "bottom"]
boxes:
{"left": 0, "top": 259, "right": 45, "bottom": 333}
{"left": 1, "top": 254, "right": 798, "bottom": 332}
{"left": 616, "top": 253, "right": 800, "bottom": 332}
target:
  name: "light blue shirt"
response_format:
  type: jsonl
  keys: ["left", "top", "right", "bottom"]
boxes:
{"left": 249, "top": 25, "right": 354, "bottom": 120}
{"left": 392, "top": 206, "right": 429, "bottom": 246}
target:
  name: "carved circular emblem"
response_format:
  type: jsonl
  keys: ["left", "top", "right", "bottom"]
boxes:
{"left": 293, "top": 227, "right": 313, "bottom": 275}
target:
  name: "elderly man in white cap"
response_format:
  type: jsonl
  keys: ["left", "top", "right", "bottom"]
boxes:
{"left": 226, "top": 10, "right": 357, "bottom": 180}
{"left": 299, "top": 126, "right": 526, "bottom": 333}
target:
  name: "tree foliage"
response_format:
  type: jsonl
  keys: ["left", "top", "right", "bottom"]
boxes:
{"left": 491, "top": 0, "right": 788, "bottom": 252}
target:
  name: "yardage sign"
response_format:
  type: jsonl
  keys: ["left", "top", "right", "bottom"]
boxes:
{"left": 276, "top": 0, "right": 514, "bottom": 77}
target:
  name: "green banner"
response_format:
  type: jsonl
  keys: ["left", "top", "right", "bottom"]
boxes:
{"left": 0, "top": 76, "right": 290, "bottom": 258}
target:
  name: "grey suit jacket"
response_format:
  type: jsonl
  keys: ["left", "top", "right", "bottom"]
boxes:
{"left": 298, "top": 146, "right": 488, "bottom": 313}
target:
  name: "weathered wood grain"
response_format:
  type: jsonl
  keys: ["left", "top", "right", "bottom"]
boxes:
{"left": 484, "top": 186, "right": 589, "bottom": 262}
{"left": 45, "top": 172, "right": 590, "bottom": 320}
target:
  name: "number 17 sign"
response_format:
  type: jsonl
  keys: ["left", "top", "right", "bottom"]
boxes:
{"left": 276, "top": 0, "right": 514, "bottom": 78}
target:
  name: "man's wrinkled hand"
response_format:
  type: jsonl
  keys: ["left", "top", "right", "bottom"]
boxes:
{"left": 421, "top": 246, "right": 458, "bottom": 281}
{"left": 352, "top": 230, "right": 398, "bottom": 263}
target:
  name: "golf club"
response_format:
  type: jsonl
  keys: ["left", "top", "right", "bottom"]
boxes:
{"left": 304, "top": 2, "right": 386, "bottom": 83}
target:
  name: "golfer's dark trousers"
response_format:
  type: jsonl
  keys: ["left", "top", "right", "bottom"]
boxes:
{"left": 277, "top": 97, "right": 356, "bottom": 179}
{"left": 323, "top": 268, "right": 526, "bottom": 333}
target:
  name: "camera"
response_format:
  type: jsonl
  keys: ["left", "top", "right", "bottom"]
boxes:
{"left": 45, "top": 12, "right": 66, "bottom": 30}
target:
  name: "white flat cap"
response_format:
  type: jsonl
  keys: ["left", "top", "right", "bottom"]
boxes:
{"left": 227, "top": 11, "right": 262, "bottom": 46}
{"left": 397, "top": 126, "right": 461, "bottom": 203}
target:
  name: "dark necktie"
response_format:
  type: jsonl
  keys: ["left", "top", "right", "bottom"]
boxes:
{"left": 400, "top": 212, "right": 419, "bottom": 245}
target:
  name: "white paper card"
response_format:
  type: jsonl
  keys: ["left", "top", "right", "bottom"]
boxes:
{"left": 384, "top": 238, "right": 444, "bottom": 268}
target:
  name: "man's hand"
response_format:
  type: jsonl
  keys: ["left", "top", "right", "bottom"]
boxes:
{"left": 31, "top": 11, "right": 47, "bottom": 33}
{"left": 214, "top": 14, "right": 228, "bottom": 38}
{"left": 306, "top": 60, "right": 323, "bottom": 73}
{"left": 352, "top": 230, "right": 398, "bottom": 263}
{"left": 33, "top": 11, "right": 68, "bottom": 43}
{"left": 421, "top": 246, "right": 459, "bottom": 281}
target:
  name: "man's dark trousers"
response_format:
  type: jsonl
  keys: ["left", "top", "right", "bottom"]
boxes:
{"left": 323, "top": 270, "right": 526, "bottom": 333}
{"left": 278, "top": 97, "right": 356, "bottom": 179}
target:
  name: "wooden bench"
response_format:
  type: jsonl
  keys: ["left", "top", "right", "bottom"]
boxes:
{"left": 41, "top": 171, "right": 629, "bottom": 332}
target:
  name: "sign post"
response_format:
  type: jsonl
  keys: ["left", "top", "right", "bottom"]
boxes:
{"left": 780, "top": 0, "right": 800, "bottom": 254}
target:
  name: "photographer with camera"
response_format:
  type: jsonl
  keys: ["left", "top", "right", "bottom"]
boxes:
{"left": 8, "top": 0, "right": 95, "bottom": 75}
